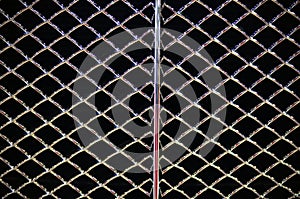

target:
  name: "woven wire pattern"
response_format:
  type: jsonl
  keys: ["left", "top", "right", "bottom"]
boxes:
{"left": 0, "top": 0, "right": 155, "bottom": 198}
{"left": 0, "top": 0, "right": 299, "bottom": 198}
{"left": 160, "top": 0, "right": 299, "bottom": 198}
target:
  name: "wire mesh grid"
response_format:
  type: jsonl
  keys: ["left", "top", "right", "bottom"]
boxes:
{"left": 0, "top": 0, "right": 299, "bottom": 198}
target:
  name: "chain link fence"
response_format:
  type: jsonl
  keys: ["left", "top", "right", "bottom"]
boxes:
{"left": 0, "top": 0, "right": 299, "bottom": 198}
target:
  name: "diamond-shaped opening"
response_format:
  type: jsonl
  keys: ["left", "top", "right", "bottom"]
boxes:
{"left": 70, "top": 0, "right": 98, "bottom": 21}
{"left": 215, "top": 154, "right": 242, "bottom": 173}
{"left": 17, "top": 112, "right": 44, "bottom": 132}
{"left": 18, "top": 136, "right": 44, "bottom": 156}
{"left": 266, "top": 186, "right": 293, "bottom": 198}
{"left": 163, "top": 167, "right": 188, "bottom": 186}
{"left": 37, "top": 172, "right": 63, "bottom": 192}
{"left": 15, "top": 62, "right": 44, "bottom": 83}
{"left": 0, "top": 123, "right": 25, "bottom": 142}
{"left": 36, "top": 149, "right": 63, "bottom": 168}
{"left": 52, "top": 114, "right": 76, "bottom": 134}
{"left": 54, "top": 162, "right": 80, "bottom": 181}
{"left": 256, "top": 1, "right": 283, "bottom": 22}
{"left": 71, "top": 175, "right": 98, "bottom": 194}
{"left": 272, "top": 65, "right": 298, "bottom": 88}
{"left": 214, "top": 177, "right": 240, "bottom": 196}
{"left": 254, "top": 27, "right": 282, "bottom": 48}
{"left": 2, "top": 170, "right": 28, "bottom": 189}
{"left": 20, "top": 182, "right": 46, "bottom": 198}
{"left": 181, "top": 2, "right": 210, "bottom": 24}
{"left": 107, "top": 129, "right": 135, "bottom": 149}
{"left": 33, "top": 24, "right": 61, "bottom": 45}
{"left": 70, "top": 152, "right": 98, "bottom": 171}
{"left": 89, "top": 164, "right": 115, "bottom": 184}
{"left": 201, "top": 15, "right": 227, "bottom": 37}
{"left": 34, "top": 75, "right": 62, "bottom": 96}
{"left": 196, "top": 166, "right": 224, "bottom": 185}
{"left": 33, "top": 0, "right": 61, "bottom": 19}
{"left": 51, "top": 11, "right": 80, "bottom": 33}
{"left": 253, "top": 78, "right": 281, "bottom": 99}
{"left": 233, "top": 141, "right": 260, "bottom": 160}
{"left": 218, "top": 129, "right": 243, "bottom": 150}
{"left": 269, "top": 116, "right": 297, "bottom": 136}
{"left": 0, "top": 22, "right": 25, "bottom": 44}
{"left": 88, "top": 13, "right": 116, "bottom": 35}
{"left": 16, "top": 86, "right": 44, "bottom": 108}
{"left": 223, "top": 80, "right": 245, "bottom": 101}
{"left": 273, "top": 13, "right": 298, "bottom": 34}
{"left": 225, "top": 105, "right": 244, "bottom": 125}
{"left": 234, "top": 92, "right": 262, "bottom": 112}
{"left": 237, "top": 14, "right": 264, "bottom": 36}
{"left": 52, "top": 89, "right": 77, "bottom": 110}
{"left": 34, "top": 50, "right": 61, "bottom": 71}
{"left": 54, "top": 185, "right": 81, "bottom": 198}
{"left": 232, "top": 164, "right": 259, "bottom": 184}
{"left": 273, "top": 39, "right": 298, "bottom": 61}
{"left": 161, "top": 5, "right": 174, "bottom": 21}
{"left": 178, "top": 155, "right": 206, "bottom": 174}
{"left": 205, "top": 41, "right": 228, "bottom": 61}
{"left": 0, "top": 48, "right": 26, "bottom": 68}
{"left": 70, "top": 26, "right": 97, "bottom": 47}
{"left": 52, "top": 38, "right": 80, "bottom": 59}
{"left": 255, "top": 54, "right": 281, "bottom": 75}
{"left": 179, "top": 178, "right": 206, "bottom": 197}
{"left": 52, "top": 63, "right": 77, "bottom": 85}
{"left": 236, "top": 66, "right": 263, "bottom": 88}
{"left": 250, "top": 152, "right": 277, "bottom": 171}
{"left": 1, "top": 147, "right": 27, "bottom": 166}
{"left": 19, "top": 160, "right": 45, "bottom": 179}
{"left": 15, "top": 10, "right": 43, "bottom": 31}
{"left": 1, "top": 73, "right": 26, "bottom": 94}
{"left": 108, "top": 55, "right": 135, "bottom": 75}
{"left": 164, "top": 15, "right": 191, "bottom": 33}
{"left": 269, "top": 140, "right": 295, "bottom": 159}
{"left": 219, "top": 1, "right": 247, "bottom": 23}
{"left": 1, "top": 98, "right": 26, "bottom": 118}
{"left": 219, "top": 28, "right": 246, "bottom": 49}
{"left": 106, "top": 1, "right": 134, "bottom": 23}
{"left": 249, "top": 176, "right": 276, "bottom": 195}
{"left": 106, "top": 177, "right": 134, "bottom": 196}
{"left": 0, "top": 0, "right": 25, "bottom": 17}
{"left": 286, "top": 152, "right": 300, "bottom": 171}
{"left": 124, "top": 14, "right": 152, "bottom": 29}
{"left": 236, "top": 40, "right": 264, "bottom": 62}
{"left": 35, "top": 125, "right": 61, "bottom": 145}
{"left": 283, "top": 174, "right": 300, "bottom": 194}
{"left": 34, "top": 100, "right": 62, "bottom": 121}
{"left": 270, "top": 90, "right": 298, "bottom": 111}
{"left": 53, "top": 138, "right": 80, "bottom": 157}
{"left": 252, "top": 104, "right": 279, "bottom": 124}
{"left": 217, "top": 54, "right": 246, "bottom": 76}
{"left": 185, "top": 28, "right": 210, "bottom": 46}
{"left": 233, "top": 115, "right": 261, "bottom": 137}
{"left": 267, "top": 163, "right": 294, "bottom": 182}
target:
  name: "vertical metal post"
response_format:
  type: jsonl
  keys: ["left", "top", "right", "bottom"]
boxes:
{"left": 153, "top": 0, "right": 161, "bottom": 198}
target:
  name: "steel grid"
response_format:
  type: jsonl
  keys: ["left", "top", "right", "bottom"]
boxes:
{"left": 0, "top": 0, "right": 299, "bottom": 198}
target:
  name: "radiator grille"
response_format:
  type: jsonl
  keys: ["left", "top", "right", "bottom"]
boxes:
{"left": 0, "top": 0, "right": 299, "bottom": 198}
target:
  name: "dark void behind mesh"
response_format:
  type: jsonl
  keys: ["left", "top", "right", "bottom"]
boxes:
{"left": 0, "top": 0, "right": 299, "bottom": 198}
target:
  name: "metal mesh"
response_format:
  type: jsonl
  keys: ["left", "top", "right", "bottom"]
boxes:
{"left": 0, "top": 0, "right": 299, "bottom": 198}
